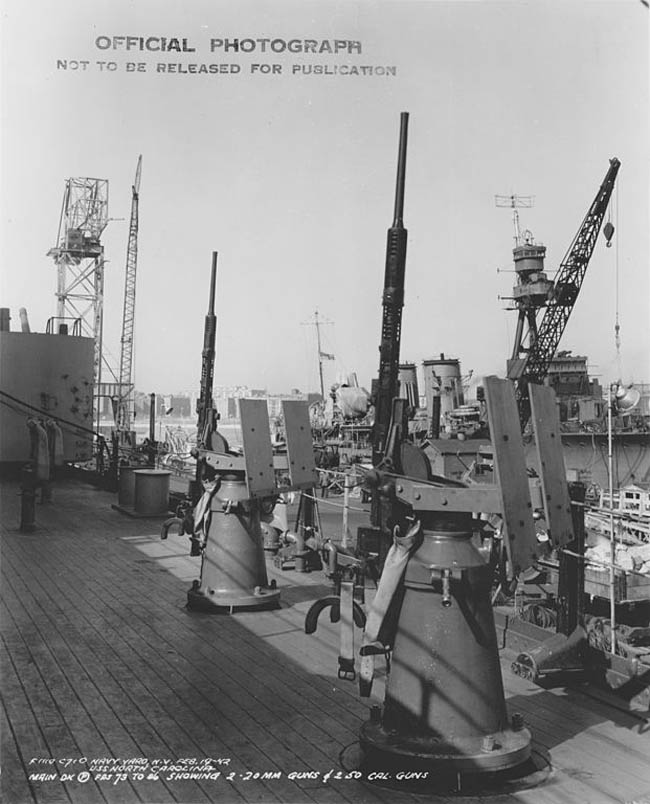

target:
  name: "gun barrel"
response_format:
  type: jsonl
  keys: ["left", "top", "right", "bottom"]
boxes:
{"left": 392, "top": 112, "right": 409, "bottom": 227}
{"left": 208, "top": 251, "right": 217, "bottom": 315}
{"left": 372, "top": 113, "right": 410, "bottom": 469}
{"left": 203, "top": 253, "right": 217, "bottom": 351}
{"left": 197, "top": 254, "right": 218, "bottom": 442}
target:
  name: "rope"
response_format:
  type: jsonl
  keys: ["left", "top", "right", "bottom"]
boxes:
{"left": 520, "top": 603, "right": 557, "bottom": 629}
{"left": 0, "top": 389, "right": 99, "bottom": 438}
{"left": 301, "top": 491, "right": 368, "bottom": 514}
{"left": 317, "top": 466, "right": 368, "bottom": 489}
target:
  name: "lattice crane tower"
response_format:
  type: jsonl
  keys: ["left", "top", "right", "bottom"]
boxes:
{"left": 117, "top": 156, "right": 142, "bottom": 431}
{"left": 48, "top": 177, "right": 110, "bottom": 387}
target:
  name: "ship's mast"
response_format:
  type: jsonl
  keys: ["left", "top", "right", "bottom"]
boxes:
{"left": 495, "top": 193, "right": 534, "bottom": 247}
{"left": 496, "top": 194, "right": 553, "bottom": 371}
{"left": 302, "top": 310, "right": 333, "bottom": 399}
{"left": 315, "top": 310, "right": 325, "bottom": 399}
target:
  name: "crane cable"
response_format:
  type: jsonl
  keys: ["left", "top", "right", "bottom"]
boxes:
{"left": 613, "top": 180, "right": 621, "bottom": 372}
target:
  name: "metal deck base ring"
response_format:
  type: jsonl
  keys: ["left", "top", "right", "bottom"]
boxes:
{"left": 360, "top": 720, "right": 532, "bottom": 774}
{"left": 342, "top": 740, "right": 551, "bottom": 796}
{"left": 187, "top": 584, "right": 281, "bottom": 612}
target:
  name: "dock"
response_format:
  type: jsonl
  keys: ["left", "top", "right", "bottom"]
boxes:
{"left": 2, "top": 477, "right": 650, "bottom": 804}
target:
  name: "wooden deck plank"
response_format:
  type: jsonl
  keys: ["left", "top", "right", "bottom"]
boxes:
{"left": 525, "top": 704, "right": 650, "bottom": 786}
{"left": 2, "top": 533, "right": 286, "bottom": 804}
{"left": 2, "top": 567, "right": 179, "bottom": 804}
{"left": 0, "top": 695, "right": 38, "bottom": 804}
{"left": 0, "top": 629, "right": 94, "bottom": 804}
{"left": 31, "top": 582, "right": 318, "bottom": 804}
{"left": 514, "top": 712, "right": 647, "bottom": 802}
{"left": 1, "top": 564, "right": 208, "bottom": 804}
{"left": 106, "top": 612, "right": 418, "bottom": 804}
{"left": 2, "top": 493, "right": 364, "bottom": 803}
{"left": 2, "top": 623, "right": 114, "bottom": 804}
{"left": 15, "top": 490, "right": 449, "bottom": 804}
{"left": 53, "top": 560, "right": 387, "bottom": 804}
{"left": 504, "top": 668, "right": 649, "bottom": 737}
{"left": 38, "top": 516, "right": 374, "bottom": 748}
{"left": 77, "top": 551, "right": 422, "bottom": 804}
{"left": 502, "top": 667, "right": 650, "bottom": 770}
{"left": 498, "top": 667, "right": 650, "bottom": 801}
{"left": 4, "top": 478, "right": 650, "bottom": 804}
{"left": 113, "top": 509, "right": 650, "bottom": 804}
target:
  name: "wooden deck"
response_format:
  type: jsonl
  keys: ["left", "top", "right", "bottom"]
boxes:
{"left": 1, "top": 476, "right": 650, "bottom": 804}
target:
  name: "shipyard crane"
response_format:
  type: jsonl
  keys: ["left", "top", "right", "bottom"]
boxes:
{"left": 511, "top": 157, "right": 620, "bottom": 429}
{"left": 117, "top": 155, "right": 142, "bottom": 432}
{"left": 48, "top": 177, "right": 110, "bottom": 389}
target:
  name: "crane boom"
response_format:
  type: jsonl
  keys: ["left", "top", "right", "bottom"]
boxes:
{"left": 515, "top": 157, "right": 620, "bottom": 428}
{"left": 117, "top": 155, "right": 142, "bottom": 430}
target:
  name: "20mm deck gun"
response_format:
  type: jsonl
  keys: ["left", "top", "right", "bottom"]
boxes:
{"left": 372, "top": 111, "right": 410, "bottom": 468}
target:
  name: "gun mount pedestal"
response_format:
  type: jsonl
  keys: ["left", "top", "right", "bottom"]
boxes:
{"left": 184, "top": 398, "right": 316, "bottom": 613}
{"left": 360, "top": 511, "right": 531, "bottom": 778}
{"left": 187, "top": 474, "right": 280, "bottom": 611}
{"left": 358, "top": 378, "right": 571, "bottom": 790}
{"left": 178, "top": 254, "right": 316, "bottom": 612}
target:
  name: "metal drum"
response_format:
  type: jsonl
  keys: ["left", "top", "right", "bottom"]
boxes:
{"left": 133, "top": 469, "right": 171, "bottom": 515}
{"left": 117, "top": 466, "right": 137, "bottom": 508}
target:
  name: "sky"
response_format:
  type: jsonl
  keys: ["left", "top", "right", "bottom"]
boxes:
{"left": 1, "top": 0, "right": 648, "bottom": 399}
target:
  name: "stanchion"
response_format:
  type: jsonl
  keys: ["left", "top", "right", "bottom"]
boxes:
{"left": 20, "top": 464, "right": 37, "bottom": 532}
{"left": 342, "top": 472, "right": 352, "bottom": 548}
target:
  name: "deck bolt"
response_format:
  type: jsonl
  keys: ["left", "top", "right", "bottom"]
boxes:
{"left": 481, "top": 735, "right": 495, "bottom": 752}
{"left": 512, "top": 712, "right": 524, "bottom": 731}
